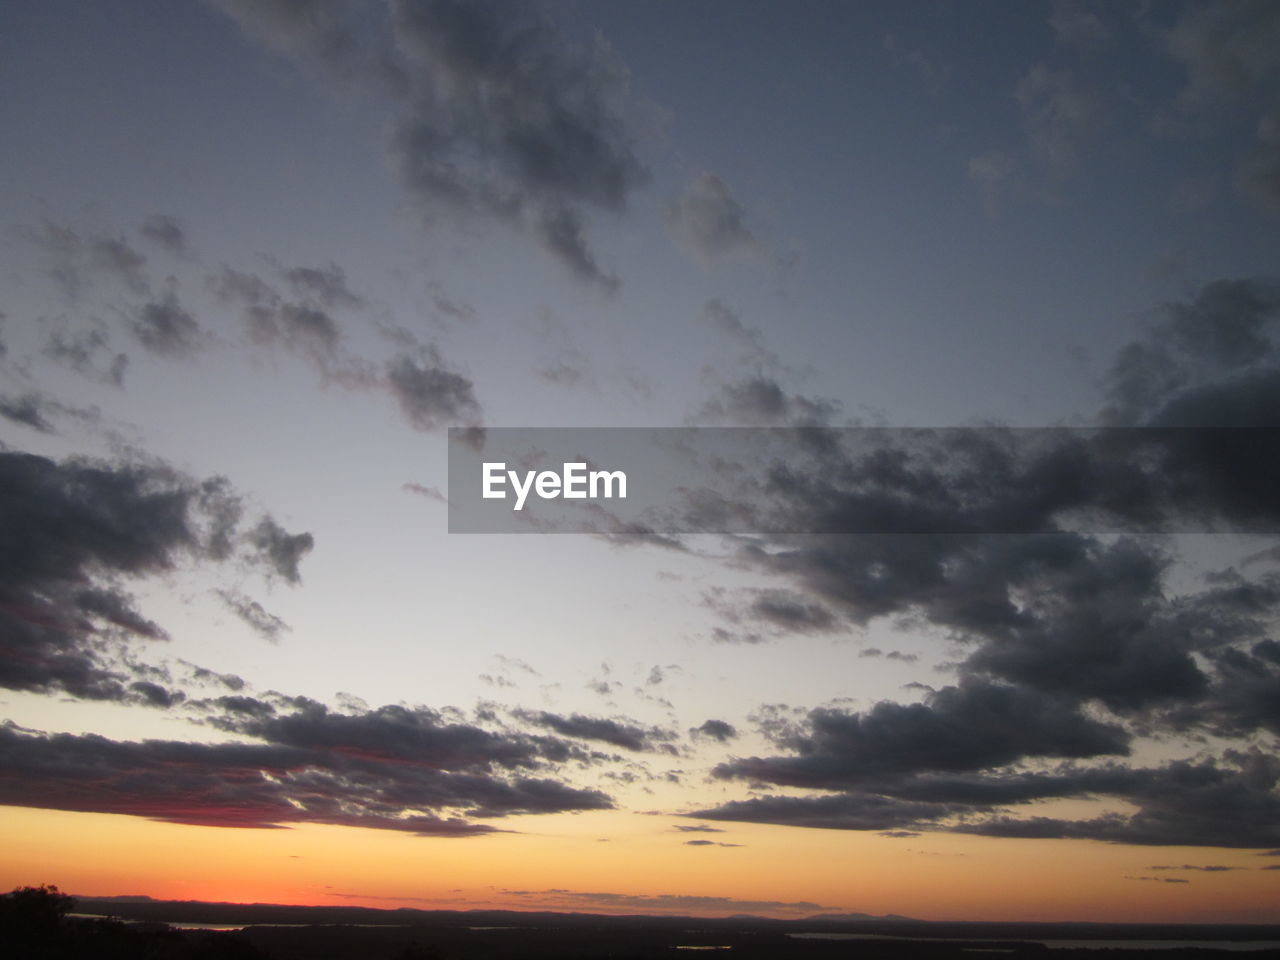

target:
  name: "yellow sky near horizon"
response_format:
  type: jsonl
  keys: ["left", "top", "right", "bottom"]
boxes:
{"left": 4, "top": 806, "right": 1277, "bottom": 924}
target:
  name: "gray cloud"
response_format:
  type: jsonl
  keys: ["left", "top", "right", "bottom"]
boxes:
{"left": 21, "top": 221, "right": 152, "bottom": 299}
{"left": 515, "top": 710, "right": 674, "bottom": 753}
{"left": 667, "top": 172, "right": 759, "bottom": 266}
{"left": 0, "top": 710, "right": 610, "bottom": 833}
{"left": 248, "top": 518, "right": 315, "bottom": 585}
{"left": 697, "top": 752, "right": 1280, "bottom": 848}
{"left": 139, "top": 215, "right": 188, "bottom": 255}
{"left": 950, "top": 751, "right": 1280, "bottom": 848}
{"left": 748, "top": 589, "right": 839, "bottom": 635}
{"left": 283, "top": 262, "right": 362, "bottom": 308}
{"left": 132, "top": 294, "right": 202, "bottom": 357}
{"left": 713, "top": 680, "right": 1128, "bottom": 790}
{"left": 209, "top": 265, "right": 348, "bottom": 362}
{"left": 90, "top": 236, "right": 149, "bottom": 294}
{"left": 1102, "top": 277, "right": 1280, "bottom": 425}
{"left": 690, "top": 719, "right": 738, "bottom": 744}
{"left": 216, "top": 589, "right": 290, "bottom": 643}
{"left": 44, "top": 326, "right": 129, "bottom": 386}
{"left": 696, "top": 376, "right": 839, "bottom": 428}
{"left": 0, "top": 393, "right": 55, "bottom": 433}
{"left": 693, "top": 792, "right": 955, "bottom": 833}
{"left": 213, "top": 0, "right": 647, "bottom": 289}
{"left": 386, "top": 347, "right": 481, "bottom": 430}
{"left": 684, "top": 839, "right": 742, "bottom": 848}
{"left": 674, "top": 284, "right": 1280, "bottom": 847}
{"left": 0, "top": 451, "right": 311, "bottom": 704}
{"left": 214, "top": 699, "right": 582, "bottom": 773}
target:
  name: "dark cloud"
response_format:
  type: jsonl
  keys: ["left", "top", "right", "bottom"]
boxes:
{"left": 248, "top": 518, "right": 315, "bottom": 584}
{"left": 91, "top": 236, "right": 149, "bottom": 294}
{"left": 667, "top": 172, "right": 759, "bottom": 266}
{"left": 0, "top": 393, "right": 55, "bottom": 433}
{"left": 20, "top": 221, "right": 87, "bottom": 297}
{"left": 213, "top": 262, "right": 481, "bottom": 426}
{"left": 216, "top": 589, "right": 290, "bottom": 642}
{"left": 950, "top": 752, "right": 1280, "bottom": 848}
{"left": 860, "top": 648, "right": 919, "bottom": 663}
{"left": 702, "top": 299, "right": 780, "bottom": 372}
{"left": 44, "top": 327, "right": 128, "bottom": 386}
{"left": 278, "top": 303, "right": 341, "bottom": 353}
{"left": 425, "top": 282, "right": 477, "bottom": 325}
{"left": 690, "top": 720, "right": 738, "bottom": 744}
{"left": 215, "top": 699, "right": 581, "bottom": 773}
{"left": 530, "top": 207, "right": 619, "bottom": 292}
{"left": 208, "top": 265, "right": 347, "bottom": 361}
{"left": 386, "top": 348, "right": 481, "bottom": 430}
{"left": 693, "top": 792, "right": 954, "bottom": 833}
{"left": 674, "top": 824, "right": 724, "bottom": 834}
{"left": 214, "top": 0, "right": 647, "bottom": 288}
{"left": 516, "top": 710, "right": 673, "bottom": 753}
{"left": 684, "top": 839, "right": 743, "bottom": 848}
{"left": 1147, "top": 864, "right": 1239, "bottom": 872}
{"left": 403, "top": 482, "right": 447, "bottom": 503}
{"left": 748, "top": 589, "right": 839, "bottom": 634}
{"left": 712, "top": 680, "right": 1128, "bottom": 790}
{"left": 682, "top": 304, "right": 1280, "bottom": 854}
{"left": 20, "top": 221, "right": 157, "bottom": 298}
{"left": 1102, "top": 278, "right": 1280, "bottom": 426}
{"left": 282, "top": 262, "right": 362, "bottom": 308}
{"left": 703, "top": 585, "right": 841, "bottom": 641}
{"left": 139, "top": 215, "right": 188, "bottom": 255}
{"left": 0, "top": 715, "right": 609, "bottom": 832}
{"left": 132, "top": 294, "right": 202, "bottom": 357}
{"left": 696, "top": 752, "right": 1280, "bottom": 848}
{"left": 0, "top": 450, "right": 310, "bottom": 703}
{"left": 697, "top": 376, "right": 839, "bottom": 428}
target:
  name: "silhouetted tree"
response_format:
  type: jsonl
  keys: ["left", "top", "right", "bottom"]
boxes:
{"left": 0, "top": 884, "right": 75, "bottom": 949}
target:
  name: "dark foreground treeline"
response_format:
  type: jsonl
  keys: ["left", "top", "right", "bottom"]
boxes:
{"left": 8, "top": 886, "right": 1280, "bottom": 960}
{"left": 69, "top": 895, "right": 1280, "bottom": 943}
{"left": 1, "top": 885, "right": 267, "bottom": 959}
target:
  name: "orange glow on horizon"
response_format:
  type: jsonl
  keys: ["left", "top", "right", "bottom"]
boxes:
{"left": 3, "top": 806, "right": 1278, "bottom": 924}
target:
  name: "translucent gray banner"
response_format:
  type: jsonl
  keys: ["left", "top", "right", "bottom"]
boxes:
{"left": 447, "top": 427, "right": 1280, "bottom": 534}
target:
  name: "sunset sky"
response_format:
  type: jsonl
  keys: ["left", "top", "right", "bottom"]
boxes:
{"left": 3, "top": 0, "right": 1280, "bottom": 924}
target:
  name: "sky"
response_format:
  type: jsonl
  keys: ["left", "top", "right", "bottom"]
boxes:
{"left": 2, "top": 0, "right": 1280, "bottom": 924}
